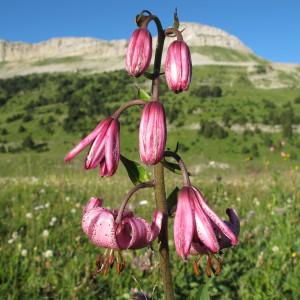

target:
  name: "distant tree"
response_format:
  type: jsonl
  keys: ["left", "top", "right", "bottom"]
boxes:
{"left": 22, "top": 135, "right": 35, "bottom": 149}
{"left": 18, "top": 125, "right": 27, "bottom": 133}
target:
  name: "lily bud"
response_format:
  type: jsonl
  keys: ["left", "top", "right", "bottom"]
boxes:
{"left": 164, "top": 40, "right": 192, "bottom": 93}
{"left": 139, "top": 101, "right": 167, "bottom": 165}
{"left": 126, "top": 28, "right": 152, "bottom": 77}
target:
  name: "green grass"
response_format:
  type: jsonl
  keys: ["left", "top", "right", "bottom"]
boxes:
{"left": 32, "top": 56, "right": 83, "bottom": 66}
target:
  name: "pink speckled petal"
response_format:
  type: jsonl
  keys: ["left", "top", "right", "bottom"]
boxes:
{"left": 104, "top": 119, "right": 120, "bottom": 176}
{"left": 64, "top": 118, "right": 109, "bottom": 162}
{"left": 174, "top": 187, "right": 195, "bottom": 259}
{"left": 193, "top": 187, "right": 238, "bottom": 246}
{"left": 90, "top": 209, "right": 119, "bottom": 249}
{"left": 192, "top": 189, "right": 220, "bottom": 253}
{"left": 85, "top": 118, "right": 112, "bottom": 169}
{"left": 83, "top": 197, "right": 102, "bottom": 214}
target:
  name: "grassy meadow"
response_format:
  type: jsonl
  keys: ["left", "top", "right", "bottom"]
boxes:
{"left": 1, "top": 66, "right": 300, "bottom": 299}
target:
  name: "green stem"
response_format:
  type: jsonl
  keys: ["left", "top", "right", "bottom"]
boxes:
{"left": 146, "top": 12, "right": 175, "bottom": 300}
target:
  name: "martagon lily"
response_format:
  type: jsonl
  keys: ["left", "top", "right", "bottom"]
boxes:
{"left": 82, "top": 197, "right": 163, "bottom": 274}
{"left": 174, "top": 185, "right": 239, "bottom": 276}
{"left": 64, "top": 117, "right": 120, "bottom": 177}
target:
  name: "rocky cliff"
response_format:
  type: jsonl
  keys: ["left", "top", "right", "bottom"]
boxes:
{"left": 0, "top": 22, "right": 252, "bottom": 63}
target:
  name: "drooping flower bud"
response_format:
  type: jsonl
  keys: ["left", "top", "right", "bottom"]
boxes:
{"left": 126, "top": 28, "right": 152, "bottom": 77}
{"left": 139, "top": 101, "right": 167, "bottom": 165}
{"left": 164, "top": 40, "right": 192, "bottom": 93}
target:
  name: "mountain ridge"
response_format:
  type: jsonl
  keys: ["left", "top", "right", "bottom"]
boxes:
{"left": 0, "top": 22, "right": 299, "bottom": 83}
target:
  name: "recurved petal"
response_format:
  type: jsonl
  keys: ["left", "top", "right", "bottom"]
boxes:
{"left": 192, "top": 189, "right": 220, "bottom": 253}
{"left": 82, "top": 207, "right": 103, "bottom": 236}
{"left": 193, "top": 187, "right": 238, "bottom": 246}
{"left": 174, "top": 187, "right": 195, "bottom": 259}
{"left": 218, "top": 208, "right": 240, "bottom": 249}
{"left": 85, "top": 117, "right": 113, "bottom": 169}
{"left": 83, "top": 197, "right": 102, "bottom": 214}
{"left": 149, "top": 210, "right": 163, "bottom": 243}
{"left": 90, "top": 209, "right": 119, "bottom": 249}
{"left": 104, "top": 119, "right": 120, "bottom": 176}
{"left": 64, "top": 118, "right": 109, "bottom": 162}
{"left": 116, "top": 217, "right": 148, "bottom": 249}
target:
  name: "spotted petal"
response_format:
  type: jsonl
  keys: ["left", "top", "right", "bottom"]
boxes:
{"left": 193, "top": 187, "right": 238, "bottom": 246}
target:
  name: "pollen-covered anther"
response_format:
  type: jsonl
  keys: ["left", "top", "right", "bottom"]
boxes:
{"left": 193, "top": 254, "right": 222, "bottom": 277}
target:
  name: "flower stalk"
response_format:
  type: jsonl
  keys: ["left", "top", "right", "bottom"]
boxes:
{"left": 149, "top": 13, "right": 175, "bottom": 300}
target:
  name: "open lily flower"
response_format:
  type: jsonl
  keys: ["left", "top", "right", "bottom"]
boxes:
{"left": 189, "top": 208, "right": 240, "bottom": 256}
{"left": 82, "top": 197, "right": 163, "bottom": 274}
{"left": 64, "top": 117, "right": 120, "bottom": 177}
{"left": 82, "top": 197, "right": 163, "bottom": 249}
{"left": 174, "top": 186, "right": 238, "bottom": 259}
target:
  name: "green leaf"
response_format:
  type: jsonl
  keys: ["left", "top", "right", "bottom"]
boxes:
{"left": 196, "top": 283, "right": 210, "bottom": 300}
{"left": 167, "top": 187, "right": 179, "bottom": 216}
{"left": 120, "top": 155, "right": 150, "bottom": 185}
{"left": 137, "top": 87, "right": 151, "bottom": 101}
{"left": 161, "top": 159, "right": 181, "bottom": 175}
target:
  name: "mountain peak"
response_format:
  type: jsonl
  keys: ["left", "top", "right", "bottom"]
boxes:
{"left": 179, "top": 22, "right": 252, "bottom": 53}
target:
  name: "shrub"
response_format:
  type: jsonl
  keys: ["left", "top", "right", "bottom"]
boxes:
{"left": 200, "top": 121, "right": 228, "bottom": 139}
{"left": 22, "top": 135, "right": 35, "bottom": 149}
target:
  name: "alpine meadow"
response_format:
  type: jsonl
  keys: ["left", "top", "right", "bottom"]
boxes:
{"left": 1, "top": 9, "right": 300, "bottom": 300}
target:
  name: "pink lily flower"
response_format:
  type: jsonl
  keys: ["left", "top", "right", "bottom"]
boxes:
{"left": 174, "top": 186, "right": 238, "bottom": 260}
{"left": 64, "top": 117, "right": 120, "bottom": 177}
{"left": 164, "top": 40, "right": 192, "bottom": 93}
{"left": 139, "top": 101, "right": 167, "bottom": 165}
{"left": 126, "top": 28, "right": 152, "bottom": 77}
{"left": 82, "top": 197, "right": 163, "bottom": 250}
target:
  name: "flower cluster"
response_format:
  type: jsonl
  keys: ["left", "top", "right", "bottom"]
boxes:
{"left": 64, "top": 10, "right": 239, "bottom": 280}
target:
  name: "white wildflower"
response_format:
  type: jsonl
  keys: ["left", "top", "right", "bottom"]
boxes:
{"left": 43, "top": 250, "right": 53, "bottom": 258}
{"left": 8, "top": 239, "right": 14, "bottom": 244}
{"left": 21, "top": 249, "right": 28, "bottom": 257}
{"left": 42, "top": 230, "right": 49, "bottom": 239}
{"left": 45, "top": 202, "right": 50, "bottom": 208}
{"left": 272, "top": 246, "right": 279, "bottom": 253}
{"left": 71, "top": 208, "right": 76, "bottom": 214}
{"left": 26, "top": 212, "right": 33, "bottom": 219}
{"left": 139, "top": 200, "right": 148, "bottom": 206}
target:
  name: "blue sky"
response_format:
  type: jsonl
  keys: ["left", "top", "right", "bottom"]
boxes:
{"left": 1, "top": 0, "right": 299, "bottom": 63}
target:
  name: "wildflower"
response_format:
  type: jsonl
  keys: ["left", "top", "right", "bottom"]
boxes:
{"left": 174, "top": 186, "right": 239, "bottom": 276}
{"left": 26, "top": 212, "right": 33, "bottom": 219}
{"left": 139, "top": 200, "right": 148, "bottom": 206}
{"left": 45, "top": 202, "right": 50, "bottom": 208}
{"left": 125, "top": 28, "right": 152, "bottom": 77}
{"left": 82, "top": 197, "right": 163, "bottom": 274}
{"left": 139, "top": 101, "right": 166, "bottom": 165}
{"left": 42, "top": 230, "right": 49, "bottom": 239}
{"left": 71, "top": 208, "right": 76, "bottom": 214}
{"left": 21, "top": 249, "right": 28, "bottom": 257}
{"left": 272, "top": 246, "right": 279, "bottom": 253}
{"left": 64, "top": 117, "right": 120, "bottom": 177}
{"left": 49, "top": 216, "right": 57, "bottom": 227}
{"left": 43, "top": 250, "right": 53, "bottom": 258}
{"left": 165, "top": 40, "right": 192, "bottom": 93}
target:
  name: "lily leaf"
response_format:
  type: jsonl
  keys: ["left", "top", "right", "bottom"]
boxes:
{"left": 167, "top": 187, "right": 179, "bottom": 216}
{"left": 137, "top": 87, "right": 151, "bottom": 101}
{"left": 196, "top": 283, "right": 210, "bottom": 300}
{"left": 162, "top": 159, "right": 181, "bottom": 175}
{"left": 120, "top": 155, "right": 150, "bottom": 185}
